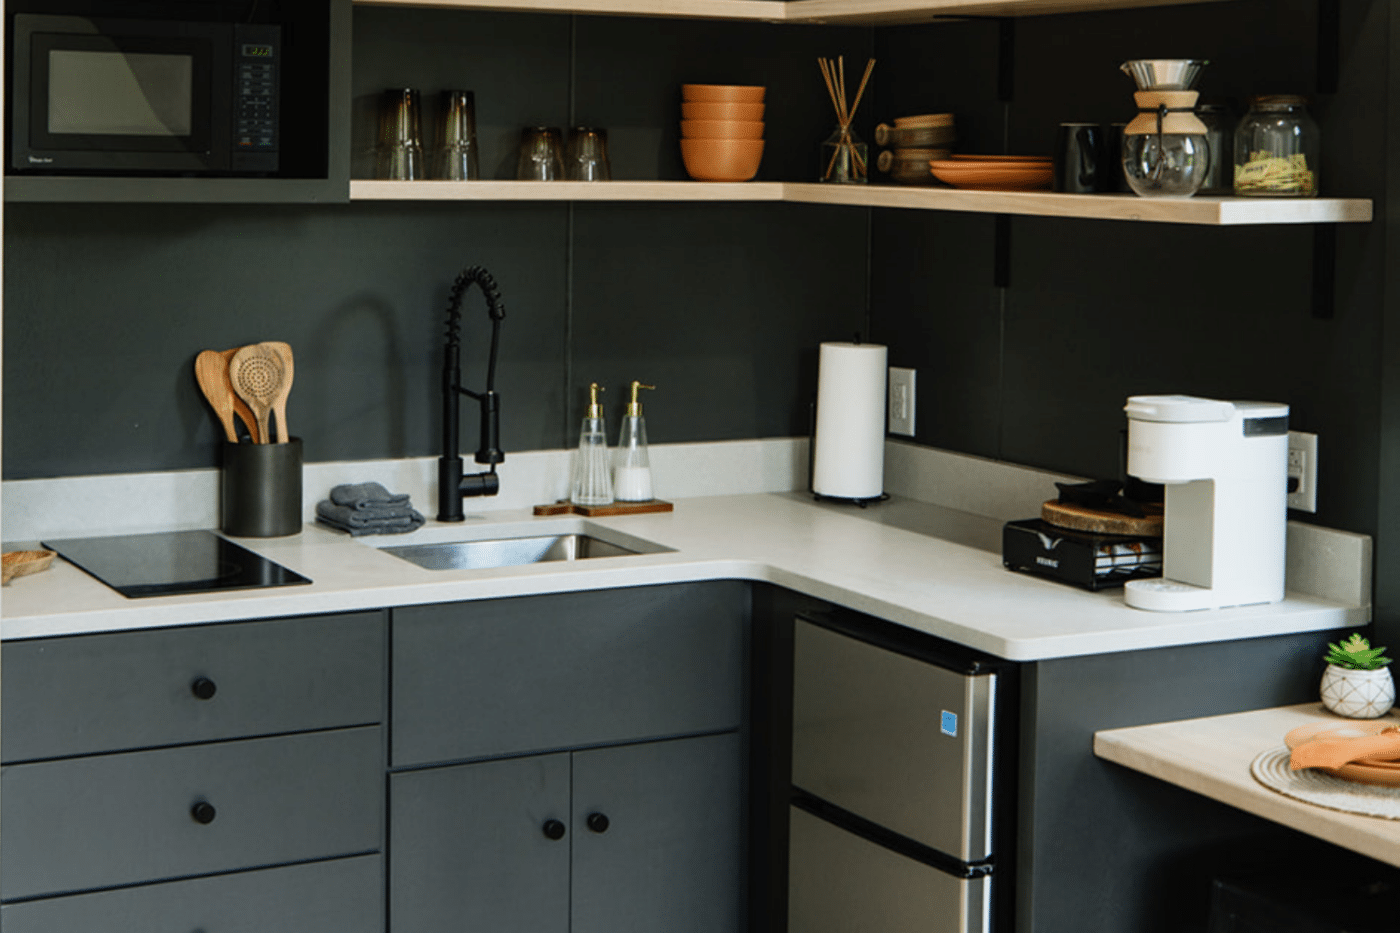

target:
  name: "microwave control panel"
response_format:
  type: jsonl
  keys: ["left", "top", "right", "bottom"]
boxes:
{"left": 231, "top": 23, "right": 280, "bottom": 173}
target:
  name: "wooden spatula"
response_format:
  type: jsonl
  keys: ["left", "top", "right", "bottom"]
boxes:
{"left": 229, "top": 342, "right": 287, "bottom": 444}
{"left": 194, "top": 350, "right": 239, "bottom": 443}
{"left": 218, "top": 347, "right": 262, "bottom": 443}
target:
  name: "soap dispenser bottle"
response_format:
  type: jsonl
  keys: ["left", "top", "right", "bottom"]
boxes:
{"left": 570, "top": 382, "right": 613, "bottom": 506}
{"left": 615, "top": 381, "right": 655, "bottom": 502}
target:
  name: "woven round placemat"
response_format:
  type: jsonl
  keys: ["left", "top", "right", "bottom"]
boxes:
{"left": 1251, "top": 746, "right": 1400, "bottom": 820}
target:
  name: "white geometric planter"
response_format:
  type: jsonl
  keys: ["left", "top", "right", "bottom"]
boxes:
{"left": 1320, "top": 664, "right": 1396, "bottom": 719}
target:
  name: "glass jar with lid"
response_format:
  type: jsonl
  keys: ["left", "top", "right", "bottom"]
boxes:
{"left": 1233, "top": 95, "right": 1320, "bottom": 197}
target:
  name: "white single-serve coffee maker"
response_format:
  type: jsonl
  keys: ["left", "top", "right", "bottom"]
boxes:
{"left": 1123, "top": 394, "right": 1290, "bottom": 612}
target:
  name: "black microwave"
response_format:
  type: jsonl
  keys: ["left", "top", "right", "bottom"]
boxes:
{"left": 11, "top": 13, "right": 279, "bottom": 175}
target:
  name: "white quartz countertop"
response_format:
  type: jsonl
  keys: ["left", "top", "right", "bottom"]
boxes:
{"left": 1, "top": 492, "right": 1369, "bottom": 660}
{"left": 1095, "top": 704, "right": 1400, "bottom": 869}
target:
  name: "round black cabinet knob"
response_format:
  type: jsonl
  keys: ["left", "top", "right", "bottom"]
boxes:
{"left": 191, "top": 677, "right": 217, "bottom": 700}
{"left": 586, "top": 812, "right": 610, "bottom": 834}
{"left": 542, "top": 819, "right": 566, "bottom": 840}
{"left": 191, "top": 801, "right": 217, "bottom": 824}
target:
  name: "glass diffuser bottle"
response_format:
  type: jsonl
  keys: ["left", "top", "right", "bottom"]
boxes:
{"left": 570, "top": 382, "right": 613, "bottom": 507}
{"left": 615, "top": 381, "right": 655, "bottom": 502}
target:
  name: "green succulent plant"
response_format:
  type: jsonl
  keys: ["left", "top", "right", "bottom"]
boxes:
{"left": 1324, "top": 633, "right": 1393, "bottom": 671}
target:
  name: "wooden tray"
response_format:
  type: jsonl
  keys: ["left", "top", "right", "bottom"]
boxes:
{"left": 1041, "top": 499, "right": 1163, "bottom": 537}
{"left": 2, "top": 549, "right": 55, "bottom": 586}
{"left": 533, "top": 499, "right": 674, "bottom": 517}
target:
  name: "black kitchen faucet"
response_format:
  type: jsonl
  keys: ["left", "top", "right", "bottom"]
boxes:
{"left": 438, "top": 265, "right": 504, "bottom": 521}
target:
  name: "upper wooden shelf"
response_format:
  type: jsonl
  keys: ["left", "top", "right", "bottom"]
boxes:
{"left": 355, "top": 0, "right": 1227, "bottom": 25}
{"left": 349, "top": 179, "right": 1374, "bottom": 227}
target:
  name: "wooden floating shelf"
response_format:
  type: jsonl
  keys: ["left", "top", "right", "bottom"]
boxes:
{"left": 350, "top": 179, "right": 786, "bottom": 201}
{"left": 356, "top": 0, "right": 1228, "bottom": 24}
{"left": 350, "top": 179, "right": 1374, "bottom": 227}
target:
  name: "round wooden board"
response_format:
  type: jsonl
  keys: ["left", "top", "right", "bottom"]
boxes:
{"left": 1040, "top": 499, "right": 1163, "bottom": 536}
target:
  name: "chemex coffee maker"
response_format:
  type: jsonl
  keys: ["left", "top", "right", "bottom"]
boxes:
{"left": 1123, "top": 394, "right": 1289, "bottom": 612}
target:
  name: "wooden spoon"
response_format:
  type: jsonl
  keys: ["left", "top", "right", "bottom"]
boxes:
{"left": 218, "top": 347, "right": 262, "bottom": 443}
{"left": 194, "top": 350, "right": 238, "bottom": 443}
{"left": 229, "top": 343, "right": 287, "bottom": 444}
{"left": 262, "top": 340, "right": 294, "bottom": 443}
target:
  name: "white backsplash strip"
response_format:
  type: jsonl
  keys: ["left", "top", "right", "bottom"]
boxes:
{"left": 1, "top": 437, "right": 810, "bottom": 543}
{"left": 2, "top": 436, "right": 1372, "bottom": 610}
{"left": 883, "top": 438, "right": 1085, "bottom": 521}
{"left": 883, "top": 439, "right": 1372, "bottom": 609}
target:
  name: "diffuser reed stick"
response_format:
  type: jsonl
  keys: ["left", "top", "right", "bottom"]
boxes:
{"left": 818, "top": 55, "right": 874, "bottom": 183}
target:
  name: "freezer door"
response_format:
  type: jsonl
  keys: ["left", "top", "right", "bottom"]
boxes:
{"left": 791, "top": 617, "right": 997, "bottom": 862}
{"left": 789, "top": 805, "right": 991, "bottom": 933}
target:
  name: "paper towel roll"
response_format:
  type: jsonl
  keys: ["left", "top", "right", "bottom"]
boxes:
{"left": 813, "top": 342, "right": 887, "bottom": 500}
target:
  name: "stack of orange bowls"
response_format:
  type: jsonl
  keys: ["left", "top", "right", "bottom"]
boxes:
{"left": 680, "top": 84, "right": 766, "bottom": 182}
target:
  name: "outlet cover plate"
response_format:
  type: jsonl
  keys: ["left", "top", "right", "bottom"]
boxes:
{"left": 1288, "top": 430, "right": 1318, "bottom": 513}
{"left": 888, "top": 367, "right": 915, "bottom": 436}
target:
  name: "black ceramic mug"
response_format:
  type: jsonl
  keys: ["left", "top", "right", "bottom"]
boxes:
{"left": 1053, "top": 122, "right": 1105, "bottom": 193}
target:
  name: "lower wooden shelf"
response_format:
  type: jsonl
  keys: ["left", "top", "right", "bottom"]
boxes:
{"left": 348, "top": 178, "right": 1374, "bottom": 226}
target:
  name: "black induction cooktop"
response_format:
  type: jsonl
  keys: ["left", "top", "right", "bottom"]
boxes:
{"left": 42, "top": 530, "right": 311, "bottom": 598}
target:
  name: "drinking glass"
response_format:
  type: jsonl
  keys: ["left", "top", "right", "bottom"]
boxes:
{"left": 433, "top": 90, "right": 479, "bottom": 180}
{"left": 375, "top": 88, "right": 424, "bottom": 180}
{"left": 566, "top": 127, "right": 610, "bottom": 181}
{"left": 516, "top": 126, "right": 564, "bottom": 180}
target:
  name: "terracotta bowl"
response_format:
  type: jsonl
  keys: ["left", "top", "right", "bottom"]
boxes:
{"left": 681, "top": 101, "right": 765, "bottom": 122}
{"left": 680, "top": 119, "right": 765, "bottom": 140}
{"left": 680, "top": 138, "right": 765, "bottom": 182}
{"left": 682, "top": 84, "right": 765, "bottom": 103}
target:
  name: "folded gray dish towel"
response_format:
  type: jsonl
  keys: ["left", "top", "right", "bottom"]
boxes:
{"left": 330, "top": 481, "right": 411, "bottom": 511}
{"left": 316, "top": 499, "right": 425, "bottom": 537}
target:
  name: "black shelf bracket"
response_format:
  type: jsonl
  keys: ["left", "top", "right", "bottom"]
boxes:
{"left": 1312, "top": 224, "right": 1337, "bottom": 319}
{"left": 994, "top": 214, "right": 1011, "bottom": 288}
{"left": 998, "top": 18, "right": 1015, "bottom": 103}
{"left": 1317, "top": 0, "right": 1340, "bottom": 94}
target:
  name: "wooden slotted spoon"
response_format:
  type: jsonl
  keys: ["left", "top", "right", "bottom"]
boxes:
{"left": 194, "top": 350, "right": 239, "bottom": 443}
{"left": 229, "top": 342, "right": 289, "bottom": 444}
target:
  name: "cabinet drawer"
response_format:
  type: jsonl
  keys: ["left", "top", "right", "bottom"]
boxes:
{"left": 2, "top": 611, "right": 385, "bottom": 762}
{"left": 0, "top": 854, "right": 383, "bottom": 933}
{"left": 0, "top": 726, "right": 383, "bottom": 900}
{"left": 391, "top": 582, "right": 747, "bottom": 767}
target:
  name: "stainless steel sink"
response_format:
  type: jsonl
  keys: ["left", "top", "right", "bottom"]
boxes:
{"left": 380, "top": 531, "right": 667, "bottom": 571}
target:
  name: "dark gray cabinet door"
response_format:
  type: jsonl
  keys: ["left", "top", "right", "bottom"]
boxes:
{"left": 2, "top": 611, "right": 385, "bottom": 763}
{"left": 391, "top": 582, "right": 748, "bottom": 767}
{"left": 1, "top": 726, "right": 383, "bottom": 900}
{"left": 571, "top": 732, "right": 745, "bottom": 933}
{"left": 390, "top": 753, "right": 571, "bottom": 933}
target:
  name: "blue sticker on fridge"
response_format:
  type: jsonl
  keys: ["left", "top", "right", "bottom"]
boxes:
{"left": 941, "top": 710, "right": 958, "bottom": 737}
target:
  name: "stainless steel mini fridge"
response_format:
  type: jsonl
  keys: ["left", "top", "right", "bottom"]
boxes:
{"left": 788, "top": 612, "right": 1012, "bottom": 933}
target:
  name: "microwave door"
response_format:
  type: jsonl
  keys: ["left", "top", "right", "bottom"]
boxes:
{"left": 12, "top": 15, "right": 232, "bottom": 174}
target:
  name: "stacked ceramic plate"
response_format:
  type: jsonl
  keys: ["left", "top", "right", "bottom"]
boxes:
{"left": 680, "top": 84, "right": 765, "bottom": 182}
{"left": 928, "top": 154, "right": 1053, "bottom": 191}
{"left": 874, "top": 113, "right": 955, "bottom": 185}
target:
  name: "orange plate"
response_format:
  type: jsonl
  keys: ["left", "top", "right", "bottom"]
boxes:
{"left": 1285, "top": 719, "right": 1400, "bottom": 787}
{"left": 928, "top": 156, "right": 1053, "bottom": 191}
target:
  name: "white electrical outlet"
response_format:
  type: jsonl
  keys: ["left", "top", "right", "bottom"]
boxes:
{"left": 1287, "top": 430, "right": 1318, "bottom": 513}
{"left": 888, "top": 367, "right": 916, "bottom": 436}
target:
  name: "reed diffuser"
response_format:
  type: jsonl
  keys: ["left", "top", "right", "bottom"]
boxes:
{"left": 818, "top": 55, "right": 875, "bottom": 184}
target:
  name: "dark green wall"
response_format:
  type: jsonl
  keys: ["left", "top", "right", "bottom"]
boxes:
{"left": 2, "top": 9, "right": 872, "bottom": 478}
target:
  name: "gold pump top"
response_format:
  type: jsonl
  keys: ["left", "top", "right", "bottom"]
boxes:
{"left": 627, "top": 381, "right": 656, "bottom": 417}
{"left": 586, "top": 382, "right": 605, "bottom": 418}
